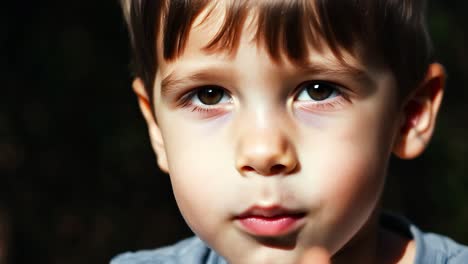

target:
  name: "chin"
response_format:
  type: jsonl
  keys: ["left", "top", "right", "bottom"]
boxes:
{"left": 224, "top": 244, "right": 302, "bottom": 264}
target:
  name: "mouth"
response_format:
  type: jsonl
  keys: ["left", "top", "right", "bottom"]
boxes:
{"left": 234, "top": 206, "right": 307, "bottom": 237}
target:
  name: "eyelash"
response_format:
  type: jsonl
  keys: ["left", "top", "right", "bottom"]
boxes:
{"left": 293, "top": 81, "right": 349, "bottom": 111}
{"left": 178, "top": 81, "right": 348, "bottom": 114}
{"left": 179, "top": 87, "right": 231, "bottom": 114}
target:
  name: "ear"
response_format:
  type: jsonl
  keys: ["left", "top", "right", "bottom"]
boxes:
{"left": 393, "top": 63, "right": 445, "bottom": 159}
{"left": 132, "top": 78, "right": 169, "bottom": 173}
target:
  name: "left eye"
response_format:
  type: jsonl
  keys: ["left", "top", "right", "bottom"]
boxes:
{"left": 296, "top": 81, "right": 340, "bottom": 101}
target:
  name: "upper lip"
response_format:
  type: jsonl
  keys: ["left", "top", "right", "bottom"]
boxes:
{"left": 235, "top": 205, "right": 306, "bottom": 219}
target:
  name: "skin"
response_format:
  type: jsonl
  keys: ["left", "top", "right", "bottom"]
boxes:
{"left": 133, "top": 6, "right": 445, "bottom": 264}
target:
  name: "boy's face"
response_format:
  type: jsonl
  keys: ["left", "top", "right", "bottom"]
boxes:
{"left": 142, "top": 8, "right": 412, "bottom": 264}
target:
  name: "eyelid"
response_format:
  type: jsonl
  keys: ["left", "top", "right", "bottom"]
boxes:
{"left": 177, "top": 85, "right": 234, "bottom": 119}
{"left": 179, "top": 85, "right": 232, "bottom": 107}
{"left": 292, "top": 80, "right": 351, "bottom": 112}
{"left": 293, "top": 80, "right": 344, "bottom": 99}
{"left": 176, "top": 80, "right": 350, "bottom": 116}
{"left": 298, "top": 80, "right": 343, "bottom": 90}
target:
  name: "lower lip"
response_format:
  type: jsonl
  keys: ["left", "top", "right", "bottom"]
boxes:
{"left": 236, "top": 214, "right": 306, "bottom": 237}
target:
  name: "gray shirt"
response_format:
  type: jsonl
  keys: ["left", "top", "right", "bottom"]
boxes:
{"left": 111, "top": 214, "right": 468, "bottom": 263}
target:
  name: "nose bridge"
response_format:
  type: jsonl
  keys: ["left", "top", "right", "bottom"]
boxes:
{"left": 235, "top": 105, "right": 298, "bottom": 176}
{"left": 249, "top": 102, "right": 278, "bottom": 130}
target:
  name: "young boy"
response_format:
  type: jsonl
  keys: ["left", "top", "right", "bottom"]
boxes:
{"left": 112, "top": 0, "right": 468, "bottom": 263}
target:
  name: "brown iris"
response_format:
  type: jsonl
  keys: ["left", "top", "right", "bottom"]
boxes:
{"left": 197, "top": 86, "right": 224, "bottom": 105}
{"left": 306, "top": 82, "right": 334, "bottom": 101}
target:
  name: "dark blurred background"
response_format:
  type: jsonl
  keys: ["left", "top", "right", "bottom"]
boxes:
{"left": 1, "top": 0, "right": 467, "bottom": 263}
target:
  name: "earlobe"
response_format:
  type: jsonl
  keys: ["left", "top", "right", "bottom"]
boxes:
{"left": 393, "top": 63, "right": 445, "bottom": 160}
{"left": 133, "top": 78, "right": 169, "bottom": 173}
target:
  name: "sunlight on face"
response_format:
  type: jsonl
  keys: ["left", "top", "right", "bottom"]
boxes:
{"left": 151, "top": 6, "right": 402, "bottom": 264}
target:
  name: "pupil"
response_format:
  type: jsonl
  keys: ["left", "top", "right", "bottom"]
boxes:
{"left": 198, "top": 86, "right": 223, "bottom": 105}
{"left": 306, "top": 83, "right": 333, "bottom": 101}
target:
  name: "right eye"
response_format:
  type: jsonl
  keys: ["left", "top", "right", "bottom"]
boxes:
{"left": 177, "top": 85, "right": 233, "bottom": 118}
{"left": 191, "top": 86, "right": 231, "bottom": 106}
{"left": 185, "top": 85, "right": 232, "bottom": 108}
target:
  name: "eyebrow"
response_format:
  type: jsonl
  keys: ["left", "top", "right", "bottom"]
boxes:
{"left": 160, "top": 67, "right": 226, "bottom": 98}
{"left": 297, "top": 61, "right": 376, "bottom": 90}
{"left": 160, "top": 61, "right": 375, "bottom": 97}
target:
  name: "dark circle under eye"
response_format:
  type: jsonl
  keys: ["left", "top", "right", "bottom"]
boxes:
{"left": 197, "top": 86, "right": 224, "bottom": 105}
{"left": 306, "top": 82, "right": 334, "bottom": 101}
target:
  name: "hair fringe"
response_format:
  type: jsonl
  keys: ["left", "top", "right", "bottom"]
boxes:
{"left": 120, "top": 0, "right": 433, "bottom": 100}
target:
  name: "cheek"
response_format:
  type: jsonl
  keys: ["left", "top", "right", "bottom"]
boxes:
{"left": 293, "top": 102, "right": 397, "bottom": 246}
{"left": 326, "top": 114, "right": 392, "bottom": 192}
{"left": 157, "top": 116, "right": 236, "bottom": 238}
{"left": 313, "top": 94, "right": 397, "bottom": 199}
{"left": 318, "top": 142, "right": 385, "bottom": 221}
{"left": 298, "top": 125, "right": 387, "bottom": 218}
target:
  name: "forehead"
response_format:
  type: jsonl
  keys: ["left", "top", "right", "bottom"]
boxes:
{"left": 153, "top": 0, "right": 389, "bottom": 96}
{"left": 160, "top": 6, "right": 369, "bottom": 77}
{"left": 157, "top": 0, "right": 377, "bottom": 68}
{"left": 157, "top": 10, "right": 386, "bottom": 103}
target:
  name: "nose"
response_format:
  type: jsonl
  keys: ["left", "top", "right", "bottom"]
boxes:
{"left": 235, "top": 123, "right": 298, "bottom": 176}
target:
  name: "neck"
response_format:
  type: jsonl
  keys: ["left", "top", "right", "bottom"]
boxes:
{"left": 331, "top": 208, "right": 415, "bottom": 264}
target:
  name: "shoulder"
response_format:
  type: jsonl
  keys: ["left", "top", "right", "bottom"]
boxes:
{"left": 414, "top": 229, "right": 468, "bottom": 264}
{"left": 110, "top": 237, "right": 225, "bottom": 264}
{"left": 381, "top": 212, "right": 468, "bottom": 264}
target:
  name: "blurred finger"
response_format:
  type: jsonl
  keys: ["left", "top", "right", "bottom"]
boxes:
{"left": 298, "top": 247, "right": 331, "bottom": 264}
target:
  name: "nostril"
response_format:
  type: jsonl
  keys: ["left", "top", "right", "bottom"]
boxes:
{"left": 270, "top": 164, "right": 286, "bottom": 174}
{"left": 242, "top": 166, "right": 255, "bottom": 172}
{"left": 241, "top": 164, "right": 287, "bottom": 175}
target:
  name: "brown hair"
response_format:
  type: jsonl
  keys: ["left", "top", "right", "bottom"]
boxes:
{"left": 120, "top": 0, "right": 433, "bottom": 101}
